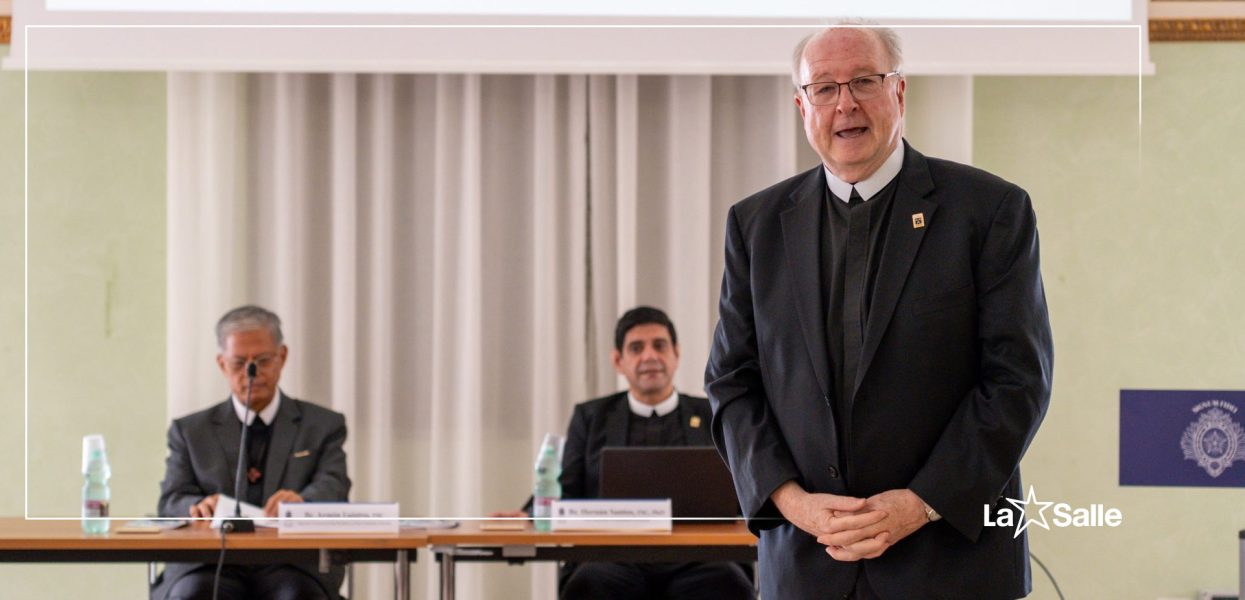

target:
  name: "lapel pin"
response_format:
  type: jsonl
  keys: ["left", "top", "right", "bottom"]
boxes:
{"left": 689, "top": 416, "right": 702, "bottom": 428}
{"left": 912, "top": 213, "right": 925, "bottom": 229}
{"left": 293, "top": 449, "right": 311, "bottom": 458}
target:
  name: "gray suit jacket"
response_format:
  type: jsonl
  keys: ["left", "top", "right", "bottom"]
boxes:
{"left": 155, "top": 394, "right": 350, "bottom": 599}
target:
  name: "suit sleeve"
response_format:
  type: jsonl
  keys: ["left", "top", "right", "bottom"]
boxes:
{"left": 907, "top": 188, "right": 1054, "bottom": 541}
{"left": 157, "top": 419, "right": 206, "bottom": 518}
{"left": 297, "top": 413, "right": 351, "bottom": 502}
{"left": 705, "top": 205, "right": 802, "bottom": 534}
{"left": 558, "top": 406, "right": 589, "bottom": 500}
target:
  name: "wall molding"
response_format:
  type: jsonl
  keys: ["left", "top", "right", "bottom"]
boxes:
{"left": 1150, "top": 0, "right": 1245, "bottom": 41}
{"left": 1151, "top": 17, "right": 1245, "bottom": 40}
{"left": 0, "top": 14, "right": 1239, "bottom": 50}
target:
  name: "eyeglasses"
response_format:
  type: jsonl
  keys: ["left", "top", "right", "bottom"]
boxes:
{"left": 223, "top": 353, "right": 279, "bottom": 373}
{"left": 800, "top": 72, "right": 900, "bottom": 106}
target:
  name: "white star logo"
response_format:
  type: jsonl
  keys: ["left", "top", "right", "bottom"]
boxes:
{"left": 1004, "top": 485, "right": 1053, "bottom": 539}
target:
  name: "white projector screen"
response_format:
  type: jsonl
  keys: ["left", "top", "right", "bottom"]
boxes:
{"left": 6, "top": 0, "right": 1152, "bottom": 75}
{"left": 44, "top": 0, "right": 1134, "bottom": 21}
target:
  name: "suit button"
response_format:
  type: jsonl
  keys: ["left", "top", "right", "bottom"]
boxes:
{"left": 827, "top": 466, "right": 840, "bottom": 479}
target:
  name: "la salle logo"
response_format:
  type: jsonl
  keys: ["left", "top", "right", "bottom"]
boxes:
{"left": 983, "top": 485, "right": 1123, "bottom": 538}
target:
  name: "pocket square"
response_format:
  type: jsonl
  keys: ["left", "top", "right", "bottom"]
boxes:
{"left": 292, "top": 450, "right": 311, "bottom": 458}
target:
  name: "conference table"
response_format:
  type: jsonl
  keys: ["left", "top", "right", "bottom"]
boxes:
{"left": 0, "top": 517, "right": 758, "bottom": 600}
{"left": 0, "top": 518, "right": 425, "bottom": 599}
{"left": 427, "top": 521, "right": 757, "bottom": 600}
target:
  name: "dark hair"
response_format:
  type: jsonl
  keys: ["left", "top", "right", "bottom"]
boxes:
{"left": 216, "top": 305, "right": 284, "bottom": 350}
{"left": 614, "top": 306, "right": 678, "bottom": 351}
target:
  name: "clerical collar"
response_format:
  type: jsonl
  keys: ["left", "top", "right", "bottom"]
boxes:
{"left": 823, "top": 141, "right": 905, "bottom": 203}
{"left": 628, "top": 388, "right": 679, "bottom": 417}
{"left": 232, "top": 390, "right": 281, "bottom": 426}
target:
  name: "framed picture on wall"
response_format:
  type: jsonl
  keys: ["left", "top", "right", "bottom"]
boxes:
{"left": 1150, "top": 0, "right": 1245, "bottom": 40}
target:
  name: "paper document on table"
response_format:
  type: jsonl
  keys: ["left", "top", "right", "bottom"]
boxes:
{"left": 118, "top": 519, "right": 187, "bottom": 533}
{"left": 210, "top": 495, "right": 278, "bottom": 529}
{"left": 399, "top": 519, "right": 460, "bottom": 530}
{"left": 478, "top": 519, "right": 524, "bottom": 531}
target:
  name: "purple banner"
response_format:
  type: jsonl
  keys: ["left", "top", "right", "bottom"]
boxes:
{"left": 1120, "top": 389, "right": 1245, "bottom": 487}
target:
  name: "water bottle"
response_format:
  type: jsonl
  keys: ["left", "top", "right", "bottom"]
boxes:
{"left": 532, "top": 434, "right": 563, "bottom": 532}
{"left": 81, "top": 434, "right": 111, "bottom": 535}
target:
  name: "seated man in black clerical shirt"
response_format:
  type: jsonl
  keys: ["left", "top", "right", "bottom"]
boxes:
{"left": 492, "top": 306, "right": 752, "bottom": 600}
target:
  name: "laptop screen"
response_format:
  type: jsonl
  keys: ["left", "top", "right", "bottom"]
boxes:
{"left": 598, "top": 447, "right": 740, "bottom": 519}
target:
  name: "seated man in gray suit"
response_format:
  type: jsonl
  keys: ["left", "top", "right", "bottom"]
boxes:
{"left": 153, "top": 305, "right": 350, "bottom": 600}
{"left": 493, "top": 306, "right": 752, "bottom": 600}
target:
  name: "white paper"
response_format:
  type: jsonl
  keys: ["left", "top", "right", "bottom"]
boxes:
{"left": 210, "top": 495, "right": 279, "bottom": 529}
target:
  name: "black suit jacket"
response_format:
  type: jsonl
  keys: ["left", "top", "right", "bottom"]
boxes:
{"left": 705, "top": 142, "right": 1054, "bottom": 599}
{"left": 560, "top": 391, "right": 714, "bottom": 501}
{"left": 523, "top": 391, "right": 716, "bottom": 587}
{"left": 155, "top": 395, "right": 351, "bottom": 599}
{"left": 524, "top": 391, "right": 714, "bottom": 512}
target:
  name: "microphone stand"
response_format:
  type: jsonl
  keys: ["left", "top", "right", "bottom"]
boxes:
{"left": 223, "top": 361, "right": 257, "bottom": 534}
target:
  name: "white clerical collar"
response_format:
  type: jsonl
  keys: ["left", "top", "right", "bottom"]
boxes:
{"left": 232, "top": 390, "right": 281, "bottom": 426}
{"left": 824, "top": 141, "right": 905, "bottom": 203}
{"left": 628, "top": 388, "right": 679, "bottom": 417}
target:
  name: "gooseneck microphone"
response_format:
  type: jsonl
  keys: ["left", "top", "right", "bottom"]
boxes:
{"left": 224, "top": 361, "right": 258, "bottom": 534}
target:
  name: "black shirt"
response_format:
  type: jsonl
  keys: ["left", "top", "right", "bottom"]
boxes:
{"left": 626, "top": 405, "right": 688, "bottom": 447}
{"left": 243, "top": 418, "right": 273, "bottom": 507}
{"left": 822, "top": 178, "right": 899, "bottom": 470}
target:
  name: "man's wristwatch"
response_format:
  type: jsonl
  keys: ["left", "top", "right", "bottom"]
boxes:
{"left": 922, "top": 501, "right": 942, "bottom": 522}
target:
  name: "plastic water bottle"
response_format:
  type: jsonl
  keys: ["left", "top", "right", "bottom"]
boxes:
{"left": 532, "top": 435, "right": 562, "bottom": 532}
{"left": 81, "top": 434, "right": 111, "bottom": 535}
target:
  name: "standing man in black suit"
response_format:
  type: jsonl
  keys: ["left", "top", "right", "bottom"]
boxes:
{"left": 154, "top": 305, "right": 350, "bottom": 600}
{"left": 705, "top": 24, "right": 1054, "bottom": 599}
{"left": 494, "top": 306, "right": 752, "bottom": 600}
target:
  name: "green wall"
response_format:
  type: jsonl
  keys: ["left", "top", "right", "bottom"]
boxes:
{"left": 0, "top": 69, "right": 167, "bottom": 598}
{"left": 976, "top": 42, "right": 1245, "bottom": 599}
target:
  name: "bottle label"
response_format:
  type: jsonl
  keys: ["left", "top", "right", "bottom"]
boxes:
{"left": 83, "top": 500, "right": 109, "bottom": 519}
{"left": 532, "top": 496, "right": 554, "bottom": 518}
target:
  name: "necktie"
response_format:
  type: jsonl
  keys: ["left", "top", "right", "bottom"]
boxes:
{"left": 244, "top": 419, "right": 270, "bottom": 506}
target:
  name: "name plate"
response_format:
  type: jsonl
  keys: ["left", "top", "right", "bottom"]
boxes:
{"left": 551, "top": 499, "right": 672, "bottom": 531}
{"left": 277, "top": 502, "right": 400, "bottom": 534}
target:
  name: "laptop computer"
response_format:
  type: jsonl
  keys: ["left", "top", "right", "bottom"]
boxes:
{"left": 598, "top": 447, "right": 740, "bottom": 519}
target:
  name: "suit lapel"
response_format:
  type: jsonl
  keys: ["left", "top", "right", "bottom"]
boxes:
{"left": 210, "top": 400, "right": 243, "bottom": 497}
{"left": 854, "top": 144, "right": 938, "bottom": 397}
{"left": 603, "top": 393, "right": 630, "bottom": 448}
{"left": 780, "top": 167, "right": 833, "bottom": 398}
{"left": 263, "top": 394, "right": 301, "bottom": 502}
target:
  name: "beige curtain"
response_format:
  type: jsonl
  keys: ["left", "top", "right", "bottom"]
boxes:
{"left": 166, "top": 71, "right": 802, "bottom": 599}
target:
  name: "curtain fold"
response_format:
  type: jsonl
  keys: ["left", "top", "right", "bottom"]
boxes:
{"left": 167, "top": 71, "right": 798, "bottom": 599}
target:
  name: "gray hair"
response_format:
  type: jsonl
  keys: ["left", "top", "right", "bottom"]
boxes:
{"left": 791, "top": 20, "right": 904, "bottom": 89}
{"left": 215, "top": 305, "right": 284, "bottom": 351}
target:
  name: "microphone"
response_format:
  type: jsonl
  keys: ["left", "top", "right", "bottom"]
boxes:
{"left": 224, "top": 361, "right": 258, "bottom": 534}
